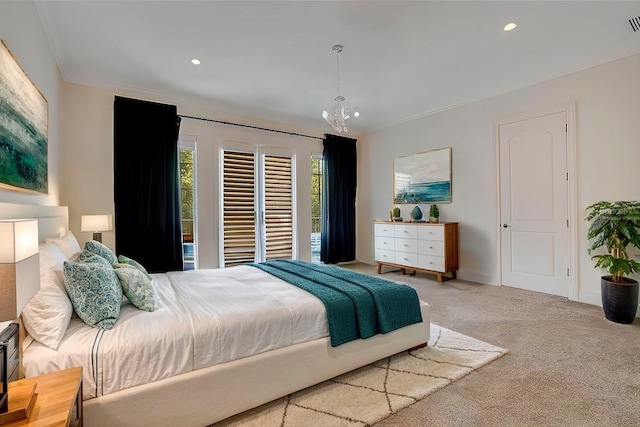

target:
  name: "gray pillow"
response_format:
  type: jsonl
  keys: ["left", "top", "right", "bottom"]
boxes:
{"left": 63, "top": 259, "right": 122, "bottom": 329}
{"left": 84, "top": 240, "right": 118, "bottom": 264}
{"left": 113, "top": 264, "right": 156, "bottom": 312}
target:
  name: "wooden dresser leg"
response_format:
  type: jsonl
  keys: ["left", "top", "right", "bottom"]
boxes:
{"left": 451, "top": 270, "right": 457, "bottom": 280}
{"left": 377, "top": 263, "right": 382, "bottom": 274}
{"left": 436, "top": 273, "right": 443, "bottom": 282}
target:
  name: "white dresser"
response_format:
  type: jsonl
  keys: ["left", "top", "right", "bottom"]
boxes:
{"left": 374, "top": 221, "right": 459, "bottom": 282}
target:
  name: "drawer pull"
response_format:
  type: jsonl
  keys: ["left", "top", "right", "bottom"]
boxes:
{"left": 404, "top": 230, "right": 409, "bottom": 233}
{"left": 404, "top": 258, "right": 409, "bottom": 261}
{"left": 383, "top": 242, "right": 387, "bottom": 245}
{"left": 403, "top": 244, "right": 408, "bottom": 247}
{"left": 429, "top": 246, "right": 434, "bottom": 249}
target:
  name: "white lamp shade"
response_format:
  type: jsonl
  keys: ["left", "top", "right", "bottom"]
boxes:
{"left": 0, "top": 219, "right": 39, "bottom": 263}
{"left": 0, "top": 219, "right": 40, "bottom": 322}
{"left": 81, "top": 215, "right": 113, "bottom": 232}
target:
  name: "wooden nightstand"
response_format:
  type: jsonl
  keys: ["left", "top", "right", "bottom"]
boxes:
{"left": 2, "top": 367, "right": 82, "bottom": 427}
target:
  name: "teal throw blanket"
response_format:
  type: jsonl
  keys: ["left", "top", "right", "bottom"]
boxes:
{"left": 250, "top": 260, "right": 422, "bottom": 346}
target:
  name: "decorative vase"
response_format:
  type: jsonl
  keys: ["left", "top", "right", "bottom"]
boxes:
{"left": 410, "top": 206, "right": 423, "bottom": 222}
{"left": 601, "top": 276, "right": 639, "bottom": 324}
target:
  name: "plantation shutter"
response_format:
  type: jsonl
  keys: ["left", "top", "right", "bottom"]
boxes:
{"left": 263, "top": 155, "right": 293, "bottom": 260}
{"left": 222, "top": 150, "right": 256, "bottom": 266}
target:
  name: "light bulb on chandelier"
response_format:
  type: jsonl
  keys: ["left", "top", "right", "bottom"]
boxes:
{"left": 322, "top": 45, "right": 357, "bottom": 133}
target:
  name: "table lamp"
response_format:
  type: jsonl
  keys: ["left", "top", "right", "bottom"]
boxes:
{"left": 0, "top": 219, "right": 40, "bottom": 424}
{"left": 80, "top": 214, "right": 113, "bottom": 243}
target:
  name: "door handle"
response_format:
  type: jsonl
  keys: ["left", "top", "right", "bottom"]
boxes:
{"left": 503, "top": 224, "right": 511, "bottom": 228}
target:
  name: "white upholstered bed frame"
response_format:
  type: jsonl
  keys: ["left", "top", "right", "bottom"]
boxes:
{"left": 0, "top": 203, "right": 431, "bottom": 426}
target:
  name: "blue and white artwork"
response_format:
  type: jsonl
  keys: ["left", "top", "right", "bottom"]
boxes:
{"left": 0, "top": 40, "right": 48, "bottom": 194}
{"left": 394, "top": 147, "right": 451, "bottom": 204}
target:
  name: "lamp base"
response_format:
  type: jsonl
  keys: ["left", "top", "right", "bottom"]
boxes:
{"left": 0, "top": 380, "right": 37, "bottom": 425}
{"left": 92, "top": 232, "right": 103, "bottom": 243}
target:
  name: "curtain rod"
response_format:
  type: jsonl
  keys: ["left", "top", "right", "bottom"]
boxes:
{"left": 178, "top": 114, "right": 323, "bottom": 140}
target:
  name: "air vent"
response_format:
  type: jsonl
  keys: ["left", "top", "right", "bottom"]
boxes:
{"left": 630, "top": 16, "right": 640, "bottom": 32}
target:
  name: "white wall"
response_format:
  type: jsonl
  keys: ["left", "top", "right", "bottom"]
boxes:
{"left": 0, "top": 1, "right": 62, "bottom": 207}
{"left": 59, "top": 82, "right": 324, "bottom": 263}
{"left": 357, "top": 53, "right": 640, "bottom": 306}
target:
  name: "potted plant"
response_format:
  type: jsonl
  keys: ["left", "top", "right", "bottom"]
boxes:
{"left": 392, "top": 205, "right": 403, "bottom": 222}
{"left": 585, "top": 200, "right": 640, "bottom": 324}
{"left": 429, "top": 204, "right": 439, "bottom": 223}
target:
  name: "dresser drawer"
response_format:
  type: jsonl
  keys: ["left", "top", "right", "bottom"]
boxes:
{"left": 417, "top": 240, "right": 444, "bottom": 256}
{"left": 395, "top": 237, "right": 418, "bottom": 253}
{"left": 418, "top": 255, "right": 445, "bottom": 272}
{"left": 418, "top": 225, "right": 444, "bottom": 241}
{"left": 374, "top": 223, "right": 395, "bottom": 237}
{"left": 375, "top": 248, "right": 395, "bottom": 263}
{"left": 395, "top": 251, "right": 419, "bottom": 268}
{"left": 394, "top": 224, "right": 418, "bottom": 239}
{"left": 375, "top": 236, "right": 395, "bottom": 251}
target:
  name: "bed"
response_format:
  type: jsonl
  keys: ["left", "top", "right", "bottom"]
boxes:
{"left": 0, "top": 203, "right": 430, "bottom": 426}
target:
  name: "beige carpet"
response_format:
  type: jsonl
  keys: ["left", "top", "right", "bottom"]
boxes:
{"left": 215, "top": 324, "right": 507, "bottom": 426}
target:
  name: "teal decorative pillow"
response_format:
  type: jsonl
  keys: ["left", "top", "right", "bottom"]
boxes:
{"left": 63, "top": 260, "right": 122, "bottom": 329}
{"left": 84, "top": 240, "right": 118, "bottom": 264}
{"left": 117, "top": 255, "right": 152, "bottom": 279}
{"left": 77, "top": 251, "right": 112, "bottom": 267}
{"left": 113, "top": 264, "right": 156, "bottom": 312}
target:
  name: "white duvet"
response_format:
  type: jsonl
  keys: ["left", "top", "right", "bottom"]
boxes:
{"left": 23, "top": 266, "right": 328, "bottom": 400}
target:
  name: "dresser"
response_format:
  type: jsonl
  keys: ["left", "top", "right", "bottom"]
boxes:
{"left": 374, "top": 221, "right": 458, "bottom": 282}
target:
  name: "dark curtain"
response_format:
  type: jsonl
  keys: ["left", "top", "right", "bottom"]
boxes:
{"left": 320, "top": 134, "right": 357, "bottom": 264}
{"left": 113, "top": 96, "right": 183, "bottom": 273}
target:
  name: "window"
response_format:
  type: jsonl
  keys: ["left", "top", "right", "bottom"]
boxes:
{"left": 311, "top": 156, "right": 322, "bottom": 263}
{"left": 221, "top": 150, "right": 256, "bottom": 266}
{"left": 179, "top": 136, "right": 197, "bottom": 270}
{"left": 220, "top": 147, "right": 295, "bottom": 267}
{"left": 263, "top": 155, "right": 293, "bottom": 261}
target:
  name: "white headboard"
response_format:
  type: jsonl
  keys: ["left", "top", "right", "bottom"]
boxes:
{"left": 0, "top": 202, "right": 69, "bottom": 241}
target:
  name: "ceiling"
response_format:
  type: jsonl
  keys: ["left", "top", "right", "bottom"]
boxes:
{"left": 34, "top": 1, "right": 640, "bottom": 135}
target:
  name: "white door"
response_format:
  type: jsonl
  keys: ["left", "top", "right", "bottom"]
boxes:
{"left": 499, "top": 111, "right": 570, "bottom": 297}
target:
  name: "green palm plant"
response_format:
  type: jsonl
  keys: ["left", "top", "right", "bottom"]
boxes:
{"left": 586, "top": 201, "right": 640, "bottom": 283}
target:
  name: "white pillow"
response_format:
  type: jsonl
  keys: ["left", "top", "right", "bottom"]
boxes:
{"left": 45, "top": 231, "right": 81, "bottom": 261}
{"left": 38, "top": 242, "right": 68, "bottom": 288}
{"left": 21, "top": 282, "right": 73, "bottom": 350}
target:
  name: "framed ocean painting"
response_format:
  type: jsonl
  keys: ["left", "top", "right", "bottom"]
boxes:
{"left": 394, "top": 147, "right": 452, "bottom": 204}
{"left": 0, "top": 40, "right": 48, "bottom": 194}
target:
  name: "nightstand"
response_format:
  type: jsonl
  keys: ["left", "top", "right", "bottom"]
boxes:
{"left": 2, "top": 367, "right": 82, "bottom": 427}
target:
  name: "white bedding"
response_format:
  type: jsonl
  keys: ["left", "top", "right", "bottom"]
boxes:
{"left": 24, "top": 265, "right": 328, "bottom": 400}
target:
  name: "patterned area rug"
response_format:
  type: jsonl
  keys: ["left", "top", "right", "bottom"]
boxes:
{"left": 215, "top": 324, "right": 508, "bottom": 426}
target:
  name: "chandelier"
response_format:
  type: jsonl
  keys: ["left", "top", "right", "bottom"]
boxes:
{"left": 322, "top": 44, "right": 356, "bottom": 133}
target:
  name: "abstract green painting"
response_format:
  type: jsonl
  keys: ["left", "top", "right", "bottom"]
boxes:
{"left": 0, "top": 40, "right": 48, "bottom": 194}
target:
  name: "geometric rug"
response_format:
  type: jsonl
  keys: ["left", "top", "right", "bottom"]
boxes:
{"left": 215, "top": 324, "right": 508, "bottom": 426}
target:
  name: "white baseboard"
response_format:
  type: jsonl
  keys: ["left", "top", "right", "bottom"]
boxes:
{"left": 456, "top": 270, "right": 499, "bottom": 286}
{"left": 578, "top": 291, "right": 602, "bottom": 307}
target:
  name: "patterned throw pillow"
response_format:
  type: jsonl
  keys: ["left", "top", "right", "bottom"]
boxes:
{"left": 63, "top": 260, "right": 122, "bottom": 329}
{"left": 77, "top": 251, "right": 112, "bottom": 267}
{"left": 84, "top": 240, "right": 118, "bottom": 264}
{"left": 117, "top": 255, "right": 152, "bottom": 279}
{"left": 113, "top": 264, "right": 156, "bottom": 312}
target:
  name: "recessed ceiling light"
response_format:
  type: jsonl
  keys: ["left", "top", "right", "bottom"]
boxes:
{"left": 191, "top": 59, "right": 201, "bottom": 65}
{"left": 503, "top": 22, "right": 518, "bottom": 32}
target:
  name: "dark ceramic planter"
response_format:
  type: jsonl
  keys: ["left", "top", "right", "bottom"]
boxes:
{"left": 601, "top": 276, "right": 639, "bottom": 324}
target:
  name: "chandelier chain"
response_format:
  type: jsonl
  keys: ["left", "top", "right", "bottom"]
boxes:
{"left": 336, "top": 50, "right": 340, "bottom": 97}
